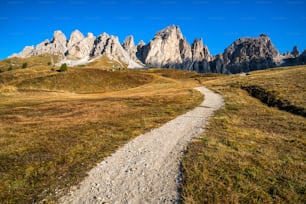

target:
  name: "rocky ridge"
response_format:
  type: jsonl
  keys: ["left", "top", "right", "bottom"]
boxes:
{"left": 13, "top": 30, "right": 142, "bottom": 68}
{"left": 12, "top": 25, "right": 305, "bottom": 73}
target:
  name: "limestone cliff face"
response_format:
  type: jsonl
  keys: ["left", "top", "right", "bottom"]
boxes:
{"left": 31, "top": 30, "right": 68, "bottom": 57}
{"left": 67, "top": 30, "right": 84, "bottom": 49}
{"left": 222, "top": 34, "right": 280, "bottom": 73}
{"left": 91, "top": 33, "right": 142, "bottom": 68}
{"left": 137, "top": 25, "right": 213, "bottom": 71}
{"left": 122, "top": 36, "right": 144, "bottom": 65}
{"left": 122, "top": 36, "right": 136, "bottom": 60}
{"left": 11, "top": 26, "right": 304, "bottom": 72}
{"left": 140, "top": 25, "right": 192, "bottom": 68}
{"left": 191, "top": 38, "right": 211, "bottom": 72}
{"left": 14, "top": 30, "right": 142, "bottom": 68}
{"left": 66, "top": 32, "right": 95, "bottom": 59}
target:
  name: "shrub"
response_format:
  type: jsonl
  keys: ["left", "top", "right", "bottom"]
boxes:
{"left": 22, "top": 62, "right": 28, "bottom": 68}
{"left": 48, "top": 62, "right": 52, "bottom": 66}
{"left": 59, "top": 63, "right": 68, "bottom": 72}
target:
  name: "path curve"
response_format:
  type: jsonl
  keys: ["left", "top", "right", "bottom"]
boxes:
{"left": 60, "top": 87, "right": 224, "bottom": 204}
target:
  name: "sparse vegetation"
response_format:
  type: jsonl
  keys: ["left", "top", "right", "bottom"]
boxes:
{"left": 182, "top": 66, "right": 306, "bottom": 203}
{"left": 1, "top": 56, "right": 305, "bottom": 203}
{"left": 59, "top": 63, "right": 68, "bottom": 72}
{"left": 17, "top": 69, "right": 153, "bottom": 93}
{"left": 86, "top": 56, "right": 127, "bottom": 70}
{"left": 0, "top": 66, "right": 203, "bottom": 203}
{"left": 0, "top": 54, "right": 59, "bottom": 72}
{"left": 22, "top": 62, "right": 28, "bottom": 68}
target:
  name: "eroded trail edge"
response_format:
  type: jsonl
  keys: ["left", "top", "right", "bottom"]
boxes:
{"left": 60, "top": 87, "right": 224, "bottom": 204}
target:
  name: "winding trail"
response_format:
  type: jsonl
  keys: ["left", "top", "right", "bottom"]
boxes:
{"left": 60, "top": 87, "right": 224, "bottom": 204}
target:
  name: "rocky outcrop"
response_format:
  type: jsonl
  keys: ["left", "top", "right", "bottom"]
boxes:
{"left": 14, "top": 30, "right": 142, "bottom": 68}
{"left": 31, "top": 31, "right": 68, "bottom": 57}
{"left": 17, "top": 46, "right": 35, "bottom": 58}
{"left": 179, "top": 37, "right": 192, "bottom": 69}
{"left": 66, "top": 32, "right": 95, "bottom": 59}
{"left": 210, "top": 54, "right": 228, "bottom": 74}
{"left": 137, "top": 25, "right": 214, "bottom": 71}
{"left": 67, "top": 30, "right": 84, "bottom": 48}
{"left": 136, "top": 40, "right": 145, "bottom": 62}
{"left": 91, "top": 33, "right": 142, "bottom": 68}
{"left": 222, "top": 34, "right": 279, "bottom": 73}
{"left": 122, "top": 36, "right": 136, "bottom": 60}
{"left": 291, "top": 46, "right": 300, "bottom": 57}
{"left": 10, "top": 25, "right": 305, "bottom": 73}
{"left": 140, "top": 25, "right": 192, "bottom": 68}
{"left": 191, "top": 39, "right": 211, "bottom": 72}
{"left": 122, "top": 36, "right": 144, "bottom": 65}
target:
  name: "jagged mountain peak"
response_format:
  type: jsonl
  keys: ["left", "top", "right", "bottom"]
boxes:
{"left": 68, "top": 29, "right": 84, "bottom": 48}
{"left": 192, "top": 38, "right": 203, "bottom": 44}
{"left": 155, "top": 25, "right": 183, "bottom": 40}
{"left": 137, "top": 40, "right": 145, "bottom": 47}
{"left": 52, "top": 30, "right": 67, "bottom": 44}
{"left": 10, "top": 25, "right": 304, "bottom": 72}
{"left": 122, "top": 35, "right": 135, "bottom": 50}
{"left": 87, "top": 32, "right": 95, "bottom": 39}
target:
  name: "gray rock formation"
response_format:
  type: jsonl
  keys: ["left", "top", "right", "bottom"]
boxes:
{"left": 67, "top": 29, "right": 84, "bottom": 48}
{"left": 210, "top": 54, "right": 228, "bottom": 74}
{"left": 122, "top": 36, "right": 136, "bottom": 59}
{"left": 91, "top": 33, "right": 142, "bottom": 68}
{"left": 179, "top": 37, "right": 192, "bottom": 69}
{"left": 17, "top": 46, "right": 35, "bottom": 58}
{"left": 32, "top": 30, "right": 68, "bottom": 57}
{"left": 122, "top": 36, "right": 144, "bottom": 65}
{"left": 13, "top": 30, "right": 142, "bottom": 68}
{"left": 66, "top": 32, "right": 95, "bottom": 59}
{"left": 10, "top": 25, "right": 305, "bottom": 73}
{"left": 140, "top": 25, "right": 192, "bottom": 68}
{"left": 136, "top": 40, "right": 146, "bottom": 62}
{"left": 291, "top": 46, "right": 300, "bottom": 57}
{"left": 191, "top": 38, "right": 211, "bottom": 72}
{"left": 222, "top": 34, "right": 279, "bottom": 73}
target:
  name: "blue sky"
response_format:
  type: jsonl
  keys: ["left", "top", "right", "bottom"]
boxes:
{"left": 0, "top": 0, "right": 305, "bottom": 59}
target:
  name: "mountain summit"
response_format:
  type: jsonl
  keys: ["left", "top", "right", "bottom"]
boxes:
{"left": 11, "top": 25, "right": 305, "bottom": 73}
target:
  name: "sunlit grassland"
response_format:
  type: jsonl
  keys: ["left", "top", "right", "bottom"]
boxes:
{"left": 182, "top": 66, "right": 306, "bottom": 203}
{"left": 0, "top": 67, "right": 203, "bottom": 203}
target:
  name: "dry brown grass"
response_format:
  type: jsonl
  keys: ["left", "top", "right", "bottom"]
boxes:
{"left": 236, "top": 66, "right": 305, "bottom": 110}
{"left": 0, "top": 67, "right": 203, "bottom": 203}
{"left": 182, "top": 66, "right": 306, "bottom": 203}
{"left": 85, "top": 56, "right": 127, "bottom": 70}
{"left": 0, "top": 54, "right": 59, "bottom": 72}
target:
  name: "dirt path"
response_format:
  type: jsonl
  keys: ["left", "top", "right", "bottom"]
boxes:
{"left": 60, "top": 87, "right": 224, "bottom": 204}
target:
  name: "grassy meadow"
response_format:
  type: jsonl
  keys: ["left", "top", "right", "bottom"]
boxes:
{"left": 182, "top": 66, "right": 306, "bottom": 203}
{"left": 0, "top": 64, "right": 203, "bottom": 203}
{"left": 0, "top": 56, "right": 305, "bottom": 203}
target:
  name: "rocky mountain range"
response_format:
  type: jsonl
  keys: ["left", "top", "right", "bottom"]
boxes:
{"left": 11, "top": 25, "right": 306, "bottom": 73}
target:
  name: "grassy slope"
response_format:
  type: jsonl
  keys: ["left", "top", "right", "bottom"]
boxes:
{"left": 0, "top": 55, "right": 59, "bottom": 72}
{"left": 0, "top": 67, "right": 203, "bottom": 203}
{"left": 17, "top": 69, "right": 153, "bottom": 93}
{"left": 182, "top": 66, "right": 306, "bottom": 203}
{"left": 85, "top": 56, "right": 127, "bottom": 70}
{"left": 239, "top": 66, "right": 306, "bottom": 115}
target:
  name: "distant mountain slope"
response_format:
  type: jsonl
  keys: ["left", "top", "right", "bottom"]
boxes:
{"left": 10, "top": 25, "right": 306, "bottom": 73}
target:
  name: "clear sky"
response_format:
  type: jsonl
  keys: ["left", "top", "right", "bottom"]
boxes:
{"left": 0, "top": 0, "right": 305, "bottom": 59}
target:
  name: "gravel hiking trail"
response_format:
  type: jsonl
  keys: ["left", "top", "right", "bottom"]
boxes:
{"left": 60, "top": 87, "right": 224, "bottom": 204}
